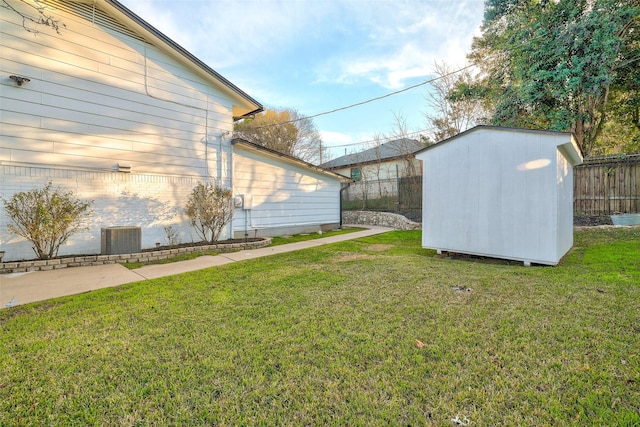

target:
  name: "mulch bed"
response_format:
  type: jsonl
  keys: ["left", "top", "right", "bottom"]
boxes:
{"left": 573, "top": 215, "right": 614, "bottom": 226}
{"left": 142, "top": 238, "right": 264, "bottom": 252}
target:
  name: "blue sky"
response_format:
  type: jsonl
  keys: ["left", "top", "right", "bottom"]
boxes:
{"left": 120, "top": 0, "right": 485, "bottom": 161}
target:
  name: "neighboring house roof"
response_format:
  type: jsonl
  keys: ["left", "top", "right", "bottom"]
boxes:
{"left": 78, "top": 0, "right": 263, "bottom": 120}
{"left": 232, "top": 139, "right": 353, "bottom": 183}
{"left": 320, "top": 138, "right": 425, "bottom": 169}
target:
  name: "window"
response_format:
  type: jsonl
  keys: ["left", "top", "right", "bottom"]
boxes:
{"left": 351, "top": 168, "right": 361, "bottom": 181}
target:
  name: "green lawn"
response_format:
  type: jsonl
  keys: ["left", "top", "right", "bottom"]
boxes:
{"left": 268, "top": 226, "right": 364, "bottom": 246}
{"left": 1, "top": 228, "right": 638, "bottom": 425}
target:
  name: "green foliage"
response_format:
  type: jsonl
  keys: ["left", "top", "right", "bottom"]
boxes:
{"left": 185, "top": 182, "right": 233, "bottom": 244}
{"left": 469, "top": 0, "right": 640, "bottom": 156}
{"left": 269, "top": 227, "right": 364, "bottom": 246}
{"left": 2, "top": 182, "right": 93, "bottom": 260}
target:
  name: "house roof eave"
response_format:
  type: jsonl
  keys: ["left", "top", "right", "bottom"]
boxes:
{"left": 231, "top": 138, "right": 353, "bottom": 183}
{"left": 98, "top": 0, "right": 263, "bottom": 119}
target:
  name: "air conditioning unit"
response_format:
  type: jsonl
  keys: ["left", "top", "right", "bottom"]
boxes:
{"left": 101, "top": 226, "right": 141, "bottom": 255}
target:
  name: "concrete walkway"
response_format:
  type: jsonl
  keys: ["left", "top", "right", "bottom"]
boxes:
{"left": 0, "top": 226, "right": 392, "bottom": 308}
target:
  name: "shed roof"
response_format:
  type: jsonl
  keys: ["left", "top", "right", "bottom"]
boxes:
{"left": 415, "top": 126, "right": 582, "bottom": 165}
{"left": 321, "top": 138, "right": 425, "bottom": 169}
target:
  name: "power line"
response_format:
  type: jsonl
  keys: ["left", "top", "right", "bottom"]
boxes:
{"left": 325, "top": 127, "right": 436, "bottom": 149}
{"left": 247, "top": 64, "right": 476, "bottom": 129}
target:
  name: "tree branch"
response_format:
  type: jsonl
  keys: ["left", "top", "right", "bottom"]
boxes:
{"left": 1, "top": 0, "right": 65, "bottom": 34}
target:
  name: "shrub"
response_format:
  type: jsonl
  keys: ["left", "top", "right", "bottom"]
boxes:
{"left": 2, "top": 182, "right": 93, "bottom": 260}
{"left": 185, "top": 183, "right": 234, "bottom": 244}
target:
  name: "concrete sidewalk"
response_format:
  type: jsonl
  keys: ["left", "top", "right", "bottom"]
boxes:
{"left": 0, "top": 226, "right": 392, "bottom": 308}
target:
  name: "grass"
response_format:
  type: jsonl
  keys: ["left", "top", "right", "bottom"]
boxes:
{"left": 269, "top": 227, "right": 364, "bottom": 246}
{"left": 122, "top": 228, "right": 365, "bottom": 269}
{"left": 0, "top": 228, "right": 638, "bottom": 425}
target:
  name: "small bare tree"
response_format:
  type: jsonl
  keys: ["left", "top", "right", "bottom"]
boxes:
{"left": 185, "top": 183, "right": 234, "bottom": 243}
{"left": 389, "top": 113, "right": 421, "bottom": 177}
{"left": 2, "top": 182, "right": 93, "bottom": 259}
{"left": 425, "top": 61, "right": 488, "bottom": 142}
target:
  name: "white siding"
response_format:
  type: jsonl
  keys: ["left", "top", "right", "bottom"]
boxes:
{"left": 1, "top": 2, "right": 233, "bottom": 178}
{"left": 556, "top": 148, "right": 574, "bottom": 259}
{"left": 334, "top": 158, "right": 421, "bottom": 202}
{"left": 0, "top": 165, "right": 207, "bottom": 260}
{"left": 232, "top": 146, "right": 342, "bottom": 237}
{"left": 0, "top": 1, "right": 250, "bottom": 261}
{"left": 332, "top": 157, "right": 420, "bottom": 181}
{"left": 418, "top": 127, "right": 581, "bottom": 265}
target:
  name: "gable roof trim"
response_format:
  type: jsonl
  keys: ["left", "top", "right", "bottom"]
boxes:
{"left": 232, "top": 138, "right": 353, "bottom": 183}
{"left": 68, "top": 0, "right": 264, "bottom": 119}
{"left": 415, "top": 126, "right": 579, "bottom": 156}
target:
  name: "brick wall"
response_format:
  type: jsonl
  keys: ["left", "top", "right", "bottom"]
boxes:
{"left": 0, "top": 165, "right": 217, "bottom": 261}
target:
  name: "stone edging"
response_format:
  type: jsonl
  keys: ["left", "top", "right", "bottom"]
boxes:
{"left": 0, "top": 238, "right": 271, "bottom": 274}
{"left": 343, "top": 211, "right": 421, "bottom": 230}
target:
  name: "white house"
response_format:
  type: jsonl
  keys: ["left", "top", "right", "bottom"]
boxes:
{"left": 232, "top": 139, "right": 348, "bottom": 238}
{"left": 415, "top": 126, "right": 583, "bottom": 266}
{"left": 0, "top": 0, "right": 348, "bottom": 262}
{"left": 321, "top": 138, "right": 424, "bottom": 202}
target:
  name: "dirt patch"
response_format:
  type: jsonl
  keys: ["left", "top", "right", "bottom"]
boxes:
{"left": 365, "top": 244, "right": 394, "bottom": 252}
{"left": 332, "top": 253, "right": 374, "bottom": 262}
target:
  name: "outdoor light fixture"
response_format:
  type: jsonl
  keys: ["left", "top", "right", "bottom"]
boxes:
{"left": 9, "top": 75, "right": 30, "bottom": 86}
{"left": 117, "top": 163, "right": 132, "bottom": 173}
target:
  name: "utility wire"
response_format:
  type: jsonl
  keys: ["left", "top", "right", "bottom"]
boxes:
{"left": 246, "top": 64, "right": 476, "bottom": 129}
{"left": 326, "top": 127, "right": 437, "bottom": 149}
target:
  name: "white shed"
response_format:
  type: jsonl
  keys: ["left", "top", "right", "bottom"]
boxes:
{"left": 415, "top": 126, "right": 583, "bottom": 266}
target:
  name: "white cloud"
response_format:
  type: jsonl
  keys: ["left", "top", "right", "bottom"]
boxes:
{"left": 123, "top": 0, "right": 336, "bottom": 68}
{"left": 315, "top": 0, "right": 484, "bottom": 89}
{"left": 123, "top": 0, "right": 483, "bottom": 90}
{"left": 320, "top": 131, "right": 353, "bottom": 147}
{"left": 123, "top": 0, "right": 195, "bottom": 50}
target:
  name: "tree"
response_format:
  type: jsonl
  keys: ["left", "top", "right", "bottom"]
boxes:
{"left": 388, "top": 113, "right": 423, "bottom": 177}
{"left": 185, "top": 183, "right": 234, "bottom": 244}
{"left": 2, "top": 182, "right": 93, "bottom": 260}
{"left": 468, "top": 0, "right": 640, "bottom": 156}
{"left": 425, "top": 61, "right": 489, "bottom": 142}
{"left": 233, "top": 108, "right": 323, "bottom": 164}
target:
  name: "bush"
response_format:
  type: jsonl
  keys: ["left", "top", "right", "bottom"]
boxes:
{"left": 2, "top": 182, "right": 93, "bottom": 260}
{"left": 185, "top": 183, "right": 234, "bottom": 244}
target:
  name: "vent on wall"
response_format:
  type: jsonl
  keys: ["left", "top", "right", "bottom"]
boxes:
{"left": 101, "top": 226, "right": 141, "bottom": 255}
{"left": 41, "top": 0, "right": 148, "bottom": 42}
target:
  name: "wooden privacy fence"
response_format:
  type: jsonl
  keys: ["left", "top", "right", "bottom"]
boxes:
{"left": 574, "top": 154, "right": 640, "bottom": 215}
{"left": 343, "top": 154, "right": 640, "bottom": 217}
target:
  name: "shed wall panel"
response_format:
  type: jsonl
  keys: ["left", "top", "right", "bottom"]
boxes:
{"left": 419, "top": 127, "right": 580, "bottom": 265}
